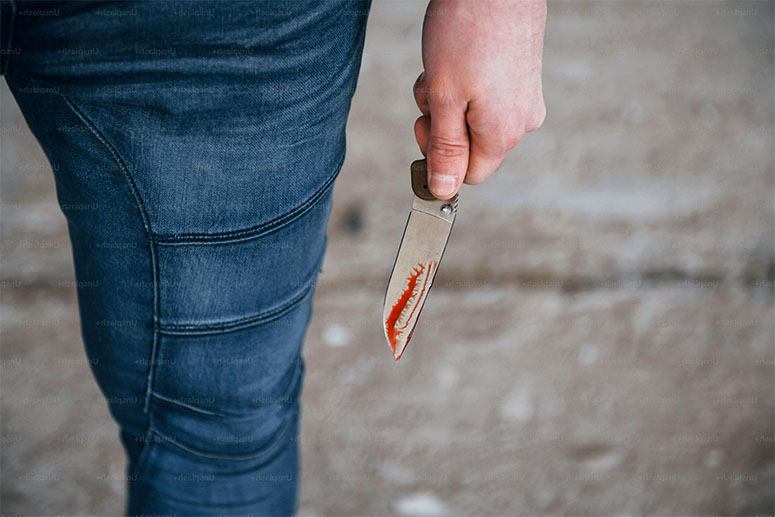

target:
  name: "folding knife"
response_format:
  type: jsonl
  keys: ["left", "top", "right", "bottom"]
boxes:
{"left": 383, "top": 159, "right": 458, "bottom": 360}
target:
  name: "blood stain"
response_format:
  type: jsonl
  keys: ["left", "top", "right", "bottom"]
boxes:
{"left": 385, "top": 261, "right": 436, "bottom": 360}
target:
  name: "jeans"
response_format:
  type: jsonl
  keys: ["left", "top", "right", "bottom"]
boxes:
{"left": 2, "top": 0, "right": 370, "bottom": 513}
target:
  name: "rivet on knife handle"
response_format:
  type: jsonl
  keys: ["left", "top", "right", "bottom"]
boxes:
{"left": 383, "top": 159, "right": 458, "bottom": 361}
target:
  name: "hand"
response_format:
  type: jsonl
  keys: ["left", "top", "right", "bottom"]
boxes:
{"left": 414, "top": 0, "right": 547, "bottom": 200}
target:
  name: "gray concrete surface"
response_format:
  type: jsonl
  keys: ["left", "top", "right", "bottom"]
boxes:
{"left": 2, "top": 1, "right": 774, "bottom": 515}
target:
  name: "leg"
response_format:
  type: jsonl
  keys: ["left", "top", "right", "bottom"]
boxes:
{"left": 5, "top": 0, "right": 370, "bottom": 513}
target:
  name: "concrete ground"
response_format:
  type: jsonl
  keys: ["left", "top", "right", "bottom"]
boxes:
{"left": 1, "top": 1, "right": 773, "bottom": 515}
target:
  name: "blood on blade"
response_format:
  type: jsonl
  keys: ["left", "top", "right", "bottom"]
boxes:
{"left": 384, "top": 260, "right": 436, "bottom": 360}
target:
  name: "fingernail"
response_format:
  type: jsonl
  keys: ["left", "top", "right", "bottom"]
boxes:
{"left": 430, "top": 173, "right": 456, "bottom": 197}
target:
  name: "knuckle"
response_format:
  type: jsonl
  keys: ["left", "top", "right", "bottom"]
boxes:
{"left": 430, "top": 136, "right": 468, "bottom": 158}
{"left": 426, "top": 80, "right": 458, "bottom": 107}
{"left": 413, "top": 81, "right": 428, "bottom": 101}
{"left": 413, "top": 72, "right": 425, "bottom": 90}
{"left": 483, "top": 113, "right": 521, "bottom": 151}
{"left": 505, "top": 132, "right": 524, "bottom": 149}
{"left": 464, "top": 172, "right": 487, "bottom": 185}
{"left": 429, "top": 93, "right": 457, "bottom": 109}
{"left": 490, "top": 124, "right": 521, "bottom": 152}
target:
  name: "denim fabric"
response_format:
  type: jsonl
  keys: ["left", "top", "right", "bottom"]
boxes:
{"left": 3, "top": 1, "right": 370, "bottom": 513}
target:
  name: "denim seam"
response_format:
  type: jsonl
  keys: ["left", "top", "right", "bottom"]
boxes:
{"left": 153, "top": 153, "right": 343, "bottom": 246}
{"left": 157, "top": 277, "right": 315, "bottom": 336}
{"left": 59, "top": 95, "right": 161, "bottom": 416}
{"left": 144, "top": 410, "right": 295, "bottom": 462}
{"left": 148, "top": 357, "right": 302, "bottom": 419}
{"left": 279, "top": 357, "right": 304, "bottom": 405}
{"left": 148, "top": 391, "right": 224, "bottom": 417}
{"left": 132, "top": 460, "right": 294, "bottom": 508}
{"left": 131, "top": 426, "right": 157, "bottom": 479}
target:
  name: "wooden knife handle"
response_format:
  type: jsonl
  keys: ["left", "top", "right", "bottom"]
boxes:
{"left": 410, "top": 159, "right": 437, "bottom": 201}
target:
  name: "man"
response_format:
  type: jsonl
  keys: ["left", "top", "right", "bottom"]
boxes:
{"left": 1, "top": 0, "right": 545, "bottom": 513}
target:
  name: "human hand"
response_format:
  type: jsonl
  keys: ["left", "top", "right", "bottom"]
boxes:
{"left": 413, "top": 0, "right": 547, "bottom": 200}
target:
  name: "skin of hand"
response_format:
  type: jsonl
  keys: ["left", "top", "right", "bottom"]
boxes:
{"left": 414, "top": 0, "right": 547, "bottom": 200}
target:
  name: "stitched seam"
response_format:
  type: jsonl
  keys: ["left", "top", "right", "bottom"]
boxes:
{"left": 146, "top": 411, "right": 295, "bottom": 462}
{"left": 279, "top": 358, "right": 304, "bottom": 405}
{"left": 132, "top": 471, "right": 291, "bottom": 508}
{"left": 59, "top": 96, "right": 161, "bottom": 415}
{"left": 149, "top": 391, "right": 224, "bottom": 417}
{"left": 148, "top": 358, "right": 302, "bottom": 418}
{"left": 158, "top": 277, "right": 315, "bottom": 336}
{"left": 130, "top": 426, "right": 157, "bottom": 479}
{"left": 153, "top": 153, "right": 342, "bottom": 245}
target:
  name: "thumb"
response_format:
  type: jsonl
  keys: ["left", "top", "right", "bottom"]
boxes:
{"left": 426, "top": 105, "right": 469, "bottom": 200}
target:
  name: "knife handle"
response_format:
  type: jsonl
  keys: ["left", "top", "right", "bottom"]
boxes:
{"left": 410, "top": 159, "right": 438, "bottom": 201}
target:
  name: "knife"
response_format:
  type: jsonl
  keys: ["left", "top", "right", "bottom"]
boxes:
{"left": 383, "top": 159, "right": 458, "bottom": 360}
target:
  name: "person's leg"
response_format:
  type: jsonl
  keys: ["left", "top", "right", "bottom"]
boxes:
{"left": 4, "top": 1, "right": 370, "bottom": 513}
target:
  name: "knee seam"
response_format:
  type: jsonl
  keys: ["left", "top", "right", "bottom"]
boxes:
{"left": 59, "top": 95, "right": 155, "bottom": 244}
{"left": 153, "top": 153, "right": 342, "bottom": 246}
{"left": 156, "top": 252, "right": 320, "bottom": 335}
{"left": 58, "top": 94, "right": 162, "bottom": 416}
{"left": 148, "top": 356, "right": 303, "bottom": 418}
{"left": 149, "top": 391, "right": 224, "bottom": 417}
{"left": 157, "top": 279, "right": 313, "bottom": 335}
{"left": 143, "top": 409, "right": 295, "bottom": 463}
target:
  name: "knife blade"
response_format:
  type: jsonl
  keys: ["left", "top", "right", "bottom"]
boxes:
{"left": 383, "top": 159, "right": 458, "bottom": 360}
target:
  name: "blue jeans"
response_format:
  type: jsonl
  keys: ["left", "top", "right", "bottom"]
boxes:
{"left": 2, "top": 1, "right": 370, "bottom": 513}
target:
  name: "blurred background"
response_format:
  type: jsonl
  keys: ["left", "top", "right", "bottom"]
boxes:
{"left": 1, "top": 0, "right": 773, "bottom": 515}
